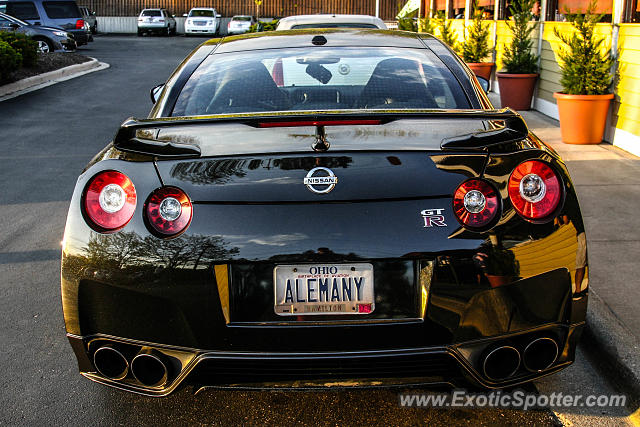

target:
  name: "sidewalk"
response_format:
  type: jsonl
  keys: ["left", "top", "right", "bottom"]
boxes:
{"left": 490, "top": 93, "right": 640, "bottom": 398}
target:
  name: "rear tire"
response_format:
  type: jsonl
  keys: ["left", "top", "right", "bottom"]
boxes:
{"left": 137, "top": 29, "right": 143, "bottom": 36}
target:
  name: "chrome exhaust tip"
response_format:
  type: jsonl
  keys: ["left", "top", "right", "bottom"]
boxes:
{"left": 482, "top": 345, "right": 521, "bottom": 381}
{"left": 93, "top": 346, "right": 129, "bottom": 381}
{"left": 131, "top": 351, "right": 169, "bottom": 387}
{"left": 523, "top": 337, "right": 559, "bottom": 373}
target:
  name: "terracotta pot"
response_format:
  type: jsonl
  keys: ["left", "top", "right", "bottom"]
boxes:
{"left": 553, "top": 92, "right": 614, "bottom": 144}
{"left": 466, "top": 62, "right": 495, "bottom": 81}
{"left": 496, "top": 73, "right": 538, "bottom": 110}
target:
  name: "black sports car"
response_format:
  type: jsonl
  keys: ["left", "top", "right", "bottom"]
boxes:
{"left": 61, "top": 30, "right": 588, "bottom": 396}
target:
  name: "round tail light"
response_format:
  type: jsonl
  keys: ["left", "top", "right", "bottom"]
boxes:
{"left": 508, "top": 160, "right": 562, "bottom": 221}
{"left": 145, "top": 187, "right": 192, "bottom": 236}
{"left": 453, "top": 179, "right": 500, "bottom": 228}
{"left": 83, "top": 171, "right": 136, "bottom": 232}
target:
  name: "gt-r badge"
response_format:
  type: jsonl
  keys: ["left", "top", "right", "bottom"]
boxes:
{"left": 421, "top": 209, "right": 447, "bottom": 227}
{"left": 304, "top": 167, "right": 338, "bottom": 194}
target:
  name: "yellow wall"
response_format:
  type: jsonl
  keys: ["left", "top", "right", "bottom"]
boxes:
{"left": 616, "top": 24, "right": 640, "bottom": 137}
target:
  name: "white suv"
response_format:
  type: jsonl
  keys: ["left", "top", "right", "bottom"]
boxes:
{"left": 137, "top": 8, "right": 176, "bottom": 36}
{"left": 184, "top": 7, "right": 220, "bottom": 36}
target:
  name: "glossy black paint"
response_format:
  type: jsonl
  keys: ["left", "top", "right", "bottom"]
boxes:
{"left": 61, "top": 30, "right": 588, "bottom": 395}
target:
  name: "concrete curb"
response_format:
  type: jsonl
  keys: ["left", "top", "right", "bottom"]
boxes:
{"left": 584, "top": 288, "right": 640, "bottom": 402}
{"left": 0, "top": 57, "right": 109, "bottom": 102}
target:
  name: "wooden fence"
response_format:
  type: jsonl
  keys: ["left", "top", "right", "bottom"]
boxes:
{"left": 85, "top": 0, "right": 401, "bottom": 20}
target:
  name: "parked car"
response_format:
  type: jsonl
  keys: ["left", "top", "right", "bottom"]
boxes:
{"left": 62, "top": 30, "right": 588, "bottom": 395}
{"left": 276, "top": 14, "right": 387, "bottom": 30}
{"left": 226, "top": 14, "right": 254, "bottom": 35}
{"left": 137, "top": 8, "right": 176, "bottom": 36}
{"left": 183, "top": 7, "right": 220, "bottom": 36}
{"left": 0, "top": 0, "right": 89, "bottom": 45}
{"left": 78, "top": 5, "right": 95, "bottom": 34}
{"left": 0, "top": 11, "right": 75, "bottom": 51}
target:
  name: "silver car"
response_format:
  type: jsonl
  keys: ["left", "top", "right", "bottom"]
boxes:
{"left": 0, "top": 11, "right": 75, "bottom": 52}
{"left": 137, "top": 8, "right": 176, "bottom": 36}
{"left": 226, "top": 15, "right": 254, "bottom": 35}
{"left": 276, "top": 14, "right": 387, "bottom": 30}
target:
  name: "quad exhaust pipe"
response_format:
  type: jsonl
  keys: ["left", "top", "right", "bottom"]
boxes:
{"left": 482, "top": 337, "right": 559, "bottom": 381}
{"left": 93, "top": 346, "right": 129, "bottom": 381}
{"left": 131, "top": 350, "right": 169, "bottom": 387}
{"left": 523, "top": 337, "right": 559, "bottom": 373}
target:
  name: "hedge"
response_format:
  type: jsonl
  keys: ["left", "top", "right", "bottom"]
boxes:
{"left": 0, "top": 32, "right": 38, "bottom": 67}
{"left": 0, "top": 40, "right": 22, "bottom": 82}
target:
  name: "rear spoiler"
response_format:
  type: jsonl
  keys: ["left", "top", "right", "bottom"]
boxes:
{"left": 113, "top": 108, "right": 529, "bottom": 158}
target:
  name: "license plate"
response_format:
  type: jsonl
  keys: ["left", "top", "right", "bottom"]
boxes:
{"left": 195, "top": 21, "right": 206, "bottom": 25}
{"left": 274, "top": 263, "right": 374, "bottom": 316}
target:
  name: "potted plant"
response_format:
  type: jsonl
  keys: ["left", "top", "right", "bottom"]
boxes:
{"left": 435, "top": 12, "right": 460, "bottom": 53}
{"left": 462, "top": 2, "right": 494, "bottom": 81}
{"left": 553, "top": 0, "right": 614, "bottom": 144}
{"left": 497, "top": 0, "right": 539, "bottom": 110}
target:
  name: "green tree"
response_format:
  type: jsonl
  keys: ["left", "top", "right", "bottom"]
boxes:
{"left": 554, "top": 0, "right": 613, "bottom": 94}
{"left": 462, "top": 1, "right": 492, "bottom": 63}
{"left": 435, "top": 12, "right": 459, "bottom": 52}
{"left": 502, "top": 0, "right": 539, "bottom": 73}
{"left": 418, "top": 17, "right": 435, "bottom": 34}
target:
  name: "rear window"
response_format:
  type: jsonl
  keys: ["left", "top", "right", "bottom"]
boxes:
{"left": 141, "top": 9, "right": 161, "bottom": 17}
{"left": 43, "top": 1, "right": 80, "bottom": 19}
{"left": 172, "top": 46, "right": 470, "bottom": 117}
{"left": 232, "top": 16, "right": 251, "bottom": 21}
{"left": 6, "top": 2, "right": 40, "bottom": 20}
{"left": 292, "top": 23, "right": 378, "bottom": 29}
{"left": 189, "top": 9, "right": 214, "bottom": 17}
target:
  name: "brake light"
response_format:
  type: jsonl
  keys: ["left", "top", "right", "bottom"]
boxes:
{"left": 75, "top": 19, "right": 85, "bottom": 29}
{"left": 258, "top": 120, "right": 381, "bottom": 128}
{"left": 272, "top": 58, "right": 284, "bottom": 87}
{"left": 145, "top": 187, "right": 192, "bottom": 236}
{"left": 158, "top": 19, "right": 165, "bottom": 22}
{"left": 83, "top": 171, "right": 136, "bottom": 231}
{"left": 508, "top": 160, "right": 562, "bottom": 221}
{"left": 453, "top": 179, "right": 500, "bottom": 228}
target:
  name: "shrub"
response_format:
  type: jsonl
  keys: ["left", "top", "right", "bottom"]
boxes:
{"left": 248, "top": 19, "right": 279, "bottom": 33}
{"left": 398, "top": 18, "right": 417, "bottom": 32}
{"left": 462, "top": 1, "right": 492, "bottom": 63}
{"left": 0, "top": 40, "right": 22, "bottom": 82}
{"left": 0, "top": 32, "right": 37, "bottom": 67}
{"left": 418, "top": 17, "right": 435, "bottom": 34}
{"left": 435, "top": 12, "right": 459, "bottom": 53}
{"left": 502, "top": 0, "right": 539, "bottom": 73}
{"left": 554, "top": 0, "right": 613, "bottom": 95}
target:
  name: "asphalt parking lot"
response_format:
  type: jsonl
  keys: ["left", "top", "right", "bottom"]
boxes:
{"left": 0, "top": 35, "right": 635, "bottom": 426}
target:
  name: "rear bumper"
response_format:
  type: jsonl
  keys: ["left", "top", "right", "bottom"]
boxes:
{"left": 68, "top": 321, "right": 584, "bottom": 396}
{"left": 69, "top": 30, "right": 88, "bottom": 45}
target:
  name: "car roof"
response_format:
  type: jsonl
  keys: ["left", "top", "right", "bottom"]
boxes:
{"left": 276, "top": 14, "right": 387, "bottom": 30}
{"left": 210, "top": 29, "right": 432, "bottom": 53}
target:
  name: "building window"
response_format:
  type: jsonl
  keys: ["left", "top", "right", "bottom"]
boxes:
{"left": 546, "top": 0, "right": 612, "bottom": 21}
{"left": 623, "top": 0, "right": 640, "bottom": 22}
